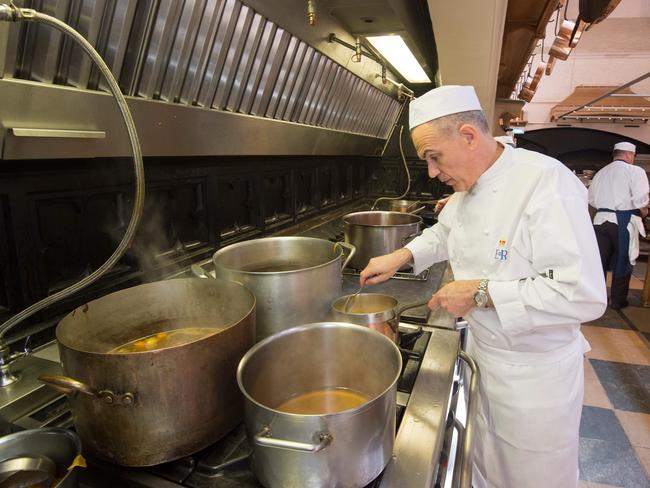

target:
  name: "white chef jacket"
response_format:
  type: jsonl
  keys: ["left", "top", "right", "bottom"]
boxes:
{"left": 405, "top": 144, "right": 607, "bottom": 352}
{"left": 405, "top": 144, "right": 607, "bottom": 488}
{"left": 588, "top": 160, "right": 649, "bottom": 226}
{"left": 588, "top": 159, "right": 649, "bottom": 264}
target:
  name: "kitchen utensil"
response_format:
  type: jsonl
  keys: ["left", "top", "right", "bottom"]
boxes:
{"left": 331, "top": 294, "right": 429, "bottom": 343}
{"left": 0, "top": 428, "right": 81, "bottom": 488}
{"left": 204, "top": 237, "right": 355, "bottom": 341}
{"left": 238, "top": 322, "right": 401, "bottom": 488}
{"left": 343, "top": 211, "right": 421, "bottom": 270}
{"left": 40, "top": 278, "right": 255, "bottom": 466}
{"left": 0, "top": 455, "right": 55, "bottom": 487}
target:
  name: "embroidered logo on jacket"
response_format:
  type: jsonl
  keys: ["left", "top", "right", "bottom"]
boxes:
{"left": 494, "top": 240, "right": 508, "bottom": 261}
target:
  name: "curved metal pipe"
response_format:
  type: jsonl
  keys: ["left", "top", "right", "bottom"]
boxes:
{"left": 0, "top": 4, "right": 145, "bottom": 340}
{"left": 371, "top": 125, "right": 412, "bottom": 210}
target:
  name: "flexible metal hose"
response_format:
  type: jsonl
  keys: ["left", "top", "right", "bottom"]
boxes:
{"left": 0, "top": 5, "right": 145, "bottom": 339}
{"left": 371, "top": 125, "right": 411, "bottom": 210}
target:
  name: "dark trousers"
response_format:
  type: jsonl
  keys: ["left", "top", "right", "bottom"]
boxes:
{"left": 594, "top": 221, "right": 631, "bottom": 308}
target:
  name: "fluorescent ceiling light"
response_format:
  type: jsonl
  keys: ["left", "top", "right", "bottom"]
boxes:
{"left": 366, "top": 35, "right": 431, "bottom": 83}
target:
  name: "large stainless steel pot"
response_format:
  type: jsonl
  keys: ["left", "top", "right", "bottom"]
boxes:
{"left": 343, "top": 211, "right": 422, "bottom": 270}
{"left": 210, "top": 237, "right": 354, "bottom": 341}
{"left": 238, "top": 322, "right": 401, "bottom": 488}
{"left": 40, "top": 278, "right": 255, "bottom": 466}
{"left": 331, "top": 293, "right": 428, "bottom": 343}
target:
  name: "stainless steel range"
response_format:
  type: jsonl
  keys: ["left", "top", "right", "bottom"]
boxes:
{"left": 0, "top": 203, "right": 476, "bottom": 488}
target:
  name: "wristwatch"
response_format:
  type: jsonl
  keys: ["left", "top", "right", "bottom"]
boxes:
{"left": 474, "top": 279, "right": 489, "bottom": 308}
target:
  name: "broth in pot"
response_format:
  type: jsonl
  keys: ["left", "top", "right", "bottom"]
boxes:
{"left": 110, "top": 327, "right": 216, "bottom": 353}
{"left": 275, "top": 387, "right": 370, "bottom": 415}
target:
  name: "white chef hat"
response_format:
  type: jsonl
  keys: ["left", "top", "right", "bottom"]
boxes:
{"left": 409, "top": 85, "right": 483, "bottom": 130}
{"left": 495, "top": 135, "right": 515, "bottom": 147}
{"left": 613, "top": 142, "right": 636, "bottom": 153}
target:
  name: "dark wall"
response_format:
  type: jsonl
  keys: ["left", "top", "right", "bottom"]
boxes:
{"left": 375, "top": 107, "right": 453, "bottom": 200}
{"left": 0, "top": 155, "right": 378, "bottom": 342}
{"left": 516, "top": 127, "right": 650, "bottom": 171}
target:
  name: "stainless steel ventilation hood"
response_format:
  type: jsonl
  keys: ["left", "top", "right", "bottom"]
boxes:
{"left": 0, "top": 0, "right": 409, "bottom": 160}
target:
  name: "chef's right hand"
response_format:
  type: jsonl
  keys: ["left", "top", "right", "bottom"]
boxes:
{"left": 360, "top": 248, "right": 413, "bottom": 286}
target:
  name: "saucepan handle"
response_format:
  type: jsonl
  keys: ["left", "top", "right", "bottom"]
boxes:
{"left": 394, "top": 300, "right": 431, "bottom": 329}
{"left": 335, "top": 241, "right": 356, "bottom": 272}
{"left": 39, "top": 374, "right": 97, "bottom": 397}
{"left": 409, "top": 206, "right": 427, "bottom": 215}
{"left": 254, "top": 427, "right": 332, "bottom": 453}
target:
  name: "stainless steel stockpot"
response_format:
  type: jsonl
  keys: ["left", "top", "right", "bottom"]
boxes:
{"left": 211, "top": 237, "right": 354, "bottom": 341}
{"left": 343, "top": 211, "right": 422, "bottom": 270}
{"left": 237, "top": 322, "right": 402, "bottom": 488}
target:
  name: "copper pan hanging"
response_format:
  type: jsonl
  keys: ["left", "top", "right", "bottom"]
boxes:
{"left": 570, "top": 20, "right": 587, "bottom": 48}
{"left": 549, "top": 20, "right": 575, "bottom": 60}
{"left": 545, "top": 56, "right": 557, "bottom": 75}
{"left": 529, "top": 62, "right": 547, "bottom": 91}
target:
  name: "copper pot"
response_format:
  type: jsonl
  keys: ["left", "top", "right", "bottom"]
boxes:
{"left": 518, "top": 83, "right": 535, "bottom": 102}
{"left": 529, "top": 62, "right": 547, "bottom": 91}
{"left": 545, "top": 56, "right": 557, "bottom": 75}
{"left": 330, "top": 293, "right": 428, "bottom": 343}
{"left": 549, "top": 20, "right": 575, "bottom": 61}
{"left": 40, "top": 278, "right": 256, "bottom": 466}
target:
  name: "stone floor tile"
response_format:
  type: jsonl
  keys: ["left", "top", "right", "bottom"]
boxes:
{"left": 585, "top": 378, "right": 613, "bottom": 409}
{"left": 580, "top": 406, "right": 629, "bottom": 444}
{"left": 622, "top": 307, "right": 650, "bottom": 333}
{"left": 616, "top": 410, "right": 650, "bottom": 448}
{"left": 583, "top": 327, "right": 650, "bottom": 366}
{"left": 579, "top": 438, "right": 648, "bottom": 487}
{"left": 635, "top": 446, "right": 650, "bottom": 480}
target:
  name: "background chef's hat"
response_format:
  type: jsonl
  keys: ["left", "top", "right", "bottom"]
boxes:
{"left": 495, "top": 135, "right": 515, "bottom": 147}
{"left": 409, "top": 85, "right": 483, "bottom": 130}
{"left": 613, "top": 142, "right": 636, "bottom": 153}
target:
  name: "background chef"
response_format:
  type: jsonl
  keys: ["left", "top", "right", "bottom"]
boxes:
{"left": 360, "top": 85, "right": 607, "bottom": 488}
{"left": 588, "top": 142, "right": 649, "bottom": 310}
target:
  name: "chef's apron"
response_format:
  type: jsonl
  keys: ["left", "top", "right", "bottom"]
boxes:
{"left": 467, "top": 330, "right": 589, "bottom": 488}
{"left": 596, "top": 208, "right": 641, "bottom": 277}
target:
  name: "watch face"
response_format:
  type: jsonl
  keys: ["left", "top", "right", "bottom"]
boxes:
{"left": 475, "top": 292, "right": 488, "bottom": 307}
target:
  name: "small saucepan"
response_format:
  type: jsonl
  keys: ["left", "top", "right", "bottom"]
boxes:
{"left": 330, "top": 293, "right": 429, "bottom": 343}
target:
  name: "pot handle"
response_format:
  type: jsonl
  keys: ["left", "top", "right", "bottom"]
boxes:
{"left": 191, "top": 264, "right": 213, "bottom": 279}
{"left": 254, "top": 427, "right": 332, "bottom": 453}
{"left": 39, "top": 374, "right": 97, "bottom": 397}
{"left": 393, "top": 299, "right": 431, "bottom": 331}
{"left": 39, "top": 374, "right": 135, "bottom": 406}
{"left": 409, "top": 206, "right": 427, "bottom": 215}
{"left": 401, "top": 230, "right": 422, "bottom": 246}
{"left": 335, "top": 241, "right": 356, "bottom": 272}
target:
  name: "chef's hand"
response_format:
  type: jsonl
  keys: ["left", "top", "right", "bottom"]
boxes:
{"left": 428, "top": 279, "right": 485, "bottom": 317}
{"left": 434, "top": 196, "right": 451, "bottom": 214}
{"left": 641, "top": 207, "right": 648, "bottom": 218}
{"left": 360, "top": 248, "right": 413, "bottom": 286}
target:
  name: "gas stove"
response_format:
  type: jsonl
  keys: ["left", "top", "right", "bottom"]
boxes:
{"left": 0, "top": 201, "right": 471, "bottom": 488}
{"left": 8, "top": 321, "right": 464, "bottom": 488}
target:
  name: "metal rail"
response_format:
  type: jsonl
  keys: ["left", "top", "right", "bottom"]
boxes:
{"left": 556, "top": 71, "right": 650, "bottom": 119}
{"left": 454, "top": 351, "right": 479, "bottom": 488}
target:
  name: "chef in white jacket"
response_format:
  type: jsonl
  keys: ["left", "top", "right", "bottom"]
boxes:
{"left": 360, "top": 85, "right": 607, "bottom": 488}
{"left": 588, "top": 142, "right": 649, "bottom": 309}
